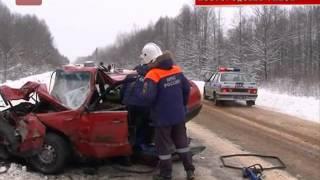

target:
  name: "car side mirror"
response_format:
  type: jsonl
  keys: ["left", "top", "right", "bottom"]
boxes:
{"left": 202, "top": 76, "right": 210, "bottom": 82}
{"left": 203, "top": 72, "right": 213, "bottom": 82}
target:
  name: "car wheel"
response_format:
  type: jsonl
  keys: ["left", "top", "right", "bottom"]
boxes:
{"left": 213, "top": 93, "right": 221, "bottom": 106}
{"left": 246, "top": 101, "right": 255, "bottom": 107}
{"left": 203, "top": 88, "right": 209, "bottom": 100}
{"left": 29, "top": 133, "right": 70, "bottom": 174}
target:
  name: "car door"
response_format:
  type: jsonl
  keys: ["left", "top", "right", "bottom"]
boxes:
{"left": 211, "top": 73, "right": 220, "bottom": 94}
{"left": 205, "top": 73, "right": 216, "bottom": 96}
{"left": 77, "top": 110, "right": 132, "bottom": 158}
{"left": 210, "top": 73, "right": 219, "bottom": 95}
{"left": 204, "top": 72, "right": 212, "bottom": 96}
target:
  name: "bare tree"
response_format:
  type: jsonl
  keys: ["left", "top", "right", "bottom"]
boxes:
{"left": 80, "top": 5, "right": 319, "bottom": 96}
{"left": 0, "top": 1, "right": 68, "bottom": 82}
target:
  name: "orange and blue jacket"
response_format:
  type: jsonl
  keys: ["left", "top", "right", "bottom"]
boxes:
{"left": 143, "top": 54, "right": 190, "bottom": 127}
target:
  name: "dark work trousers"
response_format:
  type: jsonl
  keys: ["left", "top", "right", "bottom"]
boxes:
{"left": 127, "top": 106, "right": 153, "bottom": 149}
{"left": 155, "top": 122, "right": 195, "bottom": 178}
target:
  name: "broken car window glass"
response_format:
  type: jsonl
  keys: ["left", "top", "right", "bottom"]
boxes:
{"left": 50, "top": 71, "right": 91, "bottom": 109}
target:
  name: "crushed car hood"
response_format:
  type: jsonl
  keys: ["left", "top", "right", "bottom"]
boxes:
{"left": 0, "top": 81, "right": 69, "bottom": 110}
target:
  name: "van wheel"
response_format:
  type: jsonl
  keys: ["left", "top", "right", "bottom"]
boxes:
{"left": 29, "top": 133, "right": 70, "bottom": 174}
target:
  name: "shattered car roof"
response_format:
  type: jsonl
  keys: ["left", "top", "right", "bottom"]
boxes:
{"left": 0, "top": 81, "right": 68, "bottom": 110}
{"left": 0, "top": 66, "right": 137, "bottom": 110}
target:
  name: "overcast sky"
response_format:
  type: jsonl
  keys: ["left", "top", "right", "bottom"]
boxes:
{"left": 3, "top": 0, "right": 242, "bottom": 62}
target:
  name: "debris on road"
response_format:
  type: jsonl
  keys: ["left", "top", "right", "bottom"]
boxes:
{"left": 187, "top": 122, "right": 298, "bottom": 180}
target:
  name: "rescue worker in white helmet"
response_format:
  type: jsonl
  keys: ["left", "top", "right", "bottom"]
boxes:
{"left": 138, "top": 42, "right": 195, "bottom": 180}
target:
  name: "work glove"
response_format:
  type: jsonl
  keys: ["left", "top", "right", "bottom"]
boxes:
{"left": 134, "top": 64, "right": 150, "bottom": 76}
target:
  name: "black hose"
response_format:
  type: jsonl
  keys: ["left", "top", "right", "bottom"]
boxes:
{"left": 111, "top": 163, "right": 158, "bottom": 174}
{"left": 220, "top": 154, "right": 286, "bottom": 170}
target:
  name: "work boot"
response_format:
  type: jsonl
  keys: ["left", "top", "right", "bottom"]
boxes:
{"left": 153, "top": 174, "right": 172, "bottom": 180}
{"left": 186, "top": 170, "right": 195, "bottom": 180}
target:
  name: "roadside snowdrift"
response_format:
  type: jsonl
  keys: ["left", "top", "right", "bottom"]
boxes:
{"left": 1, "top": 72, "right": 52, "bottom": 88}
{"left": 256, "top": 89, "right": 319, "bottom": 123}
{"left": 0, "top": 72, "right": 52, "bottom": 110}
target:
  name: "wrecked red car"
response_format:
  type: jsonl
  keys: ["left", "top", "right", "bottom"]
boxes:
{"left": 0, "top": 64, "right": 203, "bottom": 174}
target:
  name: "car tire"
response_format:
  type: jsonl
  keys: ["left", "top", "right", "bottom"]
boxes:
{"left": 246, "top": 101, "right": 255, "bottom": 107}
{"left": 29, "top": 133, "right": 70, "bottom": 174}
{"left": 203, "top": 88, "right": 209, "bottom": 100}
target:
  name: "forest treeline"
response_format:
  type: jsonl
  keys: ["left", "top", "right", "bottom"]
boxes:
{"left": 0, "top": 1, "right": 68, "bottom": 83}
{"left": 79, "top": 5, "right": 320, "bottom": 97}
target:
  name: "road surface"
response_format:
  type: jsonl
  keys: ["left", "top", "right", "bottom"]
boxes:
{"left": 191, "top": 100, "right": 320, "bottom": 180}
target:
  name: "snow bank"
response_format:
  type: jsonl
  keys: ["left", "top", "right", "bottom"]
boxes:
{"left": 0, "top": 72, "right": 53, "bottom": 109}
{"left": 256, "top": 89, "right": 320, "bottom": 123}
{"left": 1, "top": 72, "right": 52, "bottom": 88}
{"left": 193, "top": 81, "right": 320, "bottom": 123}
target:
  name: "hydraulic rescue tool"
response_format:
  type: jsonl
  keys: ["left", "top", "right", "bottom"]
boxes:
{"left": 220, "top": 154, "right": 286, "bottom": 180}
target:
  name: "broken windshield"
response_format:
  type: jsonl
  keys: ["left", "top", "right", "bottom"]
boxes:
{"left": 50, "top": 70, "right": 91, "bottom": 109}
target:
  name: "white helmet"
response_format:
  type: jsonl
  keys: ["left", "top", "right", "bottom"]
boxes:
{"left": 140, "top": 42, "right": 162, "bottom": 64}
